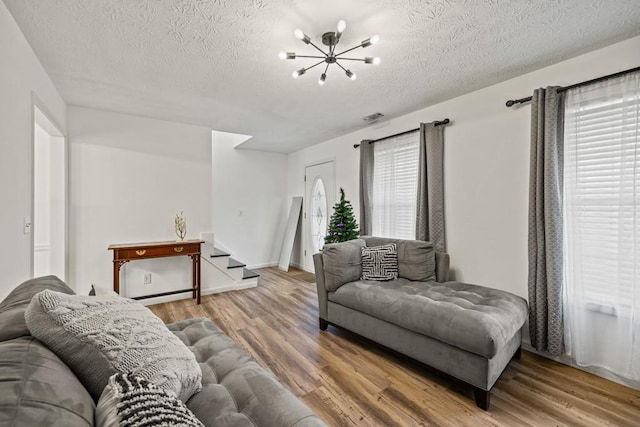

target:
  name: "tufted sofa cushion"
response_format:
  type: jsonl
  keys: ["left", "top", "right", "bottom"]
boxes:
{"left": 0, "top": 336, "right": 95, "bottom": 426}
{"left": 0, "top": 275, "right": 74, "bottom": 343}
{"left": 329, "top": 279, "right": 527, "bottom": 358}
{"left": 168, "top": 318, "right": 326, "bottom": 427}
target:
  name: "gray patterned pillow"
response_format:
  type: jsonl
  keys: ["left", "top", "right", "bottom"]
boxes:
{"left": 96, "top": 373, "right": 203, "bottom": 427}
{"left": 25, "top": 290, "right": 202, "bottom": 402}
{"left": 361, "top": 244, "right": 399, "bottom": 281}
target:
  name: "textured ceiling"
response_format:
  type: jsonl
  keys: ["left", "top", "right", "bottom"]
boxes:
{"left": 4, "top": 0, "right": 640, "bottom": 153}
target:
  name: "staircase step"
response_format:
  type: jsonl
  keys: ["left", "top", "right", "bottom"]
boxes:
{"left": 227, "top": 258, "right": 246, "bottom": 269}
{"left": 243, "top": 268, "right": 260, "bottom": 280}
{"left": 210, "top": 248, "right": 230, "bottom": 258}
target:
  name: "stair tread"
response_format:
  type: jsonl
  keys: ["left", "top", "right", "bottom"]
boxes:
{"left": 243, "top": 268, "right": 260, "bottom": 280}
{"left": 227, "top": 258, "right": 246, "bottom": 269}
{"left": 211, "top": 248, "right": 231, "bottom": 258}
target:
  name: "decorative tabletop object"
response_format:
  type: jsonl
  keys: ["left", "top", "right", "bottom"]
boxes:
{"left": 175, "top": 211, "right": 187, "bottom": 241}
{"left": 325, "top": 188, "right": 359, "bottom": 243}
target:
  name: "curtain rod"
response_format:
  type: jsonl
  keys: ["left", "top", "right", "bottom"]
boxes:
{"left": 505, "top": 65, "right": 640, "bottom": 107}
{"left": 353, "top": 118, "right": 450, "bottom": 148}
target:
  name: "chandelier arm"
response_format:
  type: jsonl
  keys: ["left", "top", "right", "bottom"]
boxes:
{"left": 329, "top": 38, "right": 339, "bottom": 57}
{"left": 303, "top": 60, "right": 327, "bottom": 72}
{"left": 334, "top": 44, "right": 363, "bottom": 57}
{"left": 296, "top": 55, "right": 327, "bottom": 59}
{"left": 338, "top": 57, "right": 367, "bottom": 62}
{"left": 324, "top": 63, "right": 330, "bottom": 73}
{"left": 307, "top": 40, "right": 329, "bottom": 57}
{"left": 335, "top": 61, "right": 349, "bottom": 73}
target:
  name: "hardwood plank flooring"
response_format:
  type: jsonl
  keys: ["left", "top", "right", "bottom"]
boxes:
{"left": 149, "top": 267, "right": 640, "bottom": 426}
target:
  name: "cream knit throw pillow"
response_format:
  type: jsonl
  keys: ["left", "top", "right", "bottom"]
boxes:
{"left": 25, "top": 290, "right": 202, "bottom": 402}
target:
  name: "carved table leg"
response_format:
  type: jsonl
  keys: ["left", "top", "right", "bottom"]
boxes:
{"left": 113, "top": 260, "right": 128, "bottom": 294}
{"left": 113, "top": 261, "right": 120, "bottom": 294}
{"left": 191, "top": 255, "right": 197, "bottom": 300}
{"left": 196, "top": 254, "right": 201, "bottom": 305}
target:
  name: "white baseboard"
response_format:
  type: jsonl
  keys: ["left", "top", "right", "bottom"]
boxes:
{"left": 235, "top": 281, "right": 258, "bottom": 291}
{"left": 202, "top": 284, "right": 237, "bottom": 295}
{"left": 138, "top": 291, "right": 193, "bottom": 306}
{"left": 138, "top": 281, "right": 258, "bottom": 306}
{"left": 246, "top": 262, "right": 277, "bottom": 270}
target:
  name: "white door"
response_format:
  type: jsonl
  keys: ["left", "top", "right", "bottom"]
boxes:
{"left": 304, "top": 161, "right": 335, "bottom": 272}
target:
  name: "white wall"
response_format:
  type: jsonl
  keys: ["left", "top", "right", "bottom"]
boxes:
{"left": 68, "top": 106, "right": 212, "bottom": 298}
{"left": 0, "top": 2, "right": 67, "bottom": 300}
{"left": 287, "top": 35, "right": 640, "bottom": 300}
{"left": 212, "top": 132, "right": 288, "bottom": 268}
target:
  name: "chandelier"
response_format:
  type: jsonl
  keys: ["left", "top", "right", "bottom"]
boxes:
{"left": 280, "top": 20, "right": 380, "bottom": 85}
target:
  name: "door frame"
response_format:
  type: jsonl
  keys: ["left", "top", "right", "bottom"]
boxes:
{"left": 31, "top": 94, "right": 68, "bottom": 280}
{"left": 303, "top": 158, "right": 336, "bottom": 272}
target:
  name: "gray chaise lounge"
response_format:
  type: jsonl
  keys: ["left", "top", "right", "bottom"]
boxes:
{"left": 313, "top": 236, "right": 528, "bottom": 410}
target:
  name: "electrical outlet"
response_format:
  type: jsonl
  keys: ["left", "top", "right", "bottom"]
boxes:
{"left": 143, "top": 273, "right": 152, "bottom": 285}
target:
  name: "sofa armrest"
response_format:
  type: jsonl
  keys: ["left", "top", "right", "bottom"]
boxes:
{"left": 435, "top": 252, "right": 450, "bottom": 282}
{"left": 313, "top": 253, "right": 328, "bottom": 320}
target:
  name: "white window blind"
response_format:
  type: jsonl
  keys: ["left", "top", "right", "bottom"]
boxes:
{"left": 371, "top": 132, "right": 419, "bottom": 239}
{"left": 564, "top": 74, "right": 640, "bottom": 309}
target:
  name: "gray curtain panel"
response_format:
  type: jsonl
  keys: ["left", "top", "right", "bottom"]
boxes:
{"left": 416, "top": 122, "right": 446, "bottom": 252}
{"left": 359, "top": 139, "right": 374, "bottom": 236}
{"left": 528, "top": 87, "right": 565, "bottom": 356}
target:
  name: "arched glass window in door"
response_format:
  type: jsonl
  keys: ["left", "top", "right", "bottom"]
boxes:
{"left": 311, "top": 177, "right": 328, "bottom": 253}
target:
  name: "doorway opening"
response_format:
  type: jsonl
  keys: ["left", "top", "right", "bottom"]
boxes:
{"left": 33, "top": 105, "right": 67, "bottom": 279}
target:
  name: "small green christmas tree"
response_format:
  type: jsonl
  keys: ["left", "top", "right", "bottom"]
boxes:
{"left": 325, "top": 188, "right": 359, "bottom": 244}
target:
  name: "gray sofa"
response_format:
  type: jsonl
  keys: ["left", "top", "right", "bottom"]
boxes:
{"left": 0, "top": 276, "right": 325, "bottom": 426}
{"left": 313, "top": 236, "right": 528, "bottom": 410}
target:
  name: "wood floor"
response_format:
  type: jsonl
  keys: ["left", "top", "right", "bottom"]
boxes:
{"left": 149, "top": 267, "right": 640, "bottom": 426}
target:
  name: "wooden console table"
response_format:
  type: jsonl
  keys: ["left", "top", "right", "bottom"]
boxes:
{"left": 108, "top": 240, "right": 204, "bottom": 304}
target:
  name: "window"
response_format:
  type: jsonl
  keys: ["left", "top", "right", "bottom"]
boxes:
{"left": 371, "top": 132, "right": 419, "bottom": 239}
{"left": 564, "top": 73, "right": 640, "bottom": 310}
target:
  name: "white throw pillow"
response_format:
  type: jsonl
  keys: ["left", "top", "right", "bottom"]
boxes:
{"left": 25, "top": 290, "right": 202, "bottom": 402}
